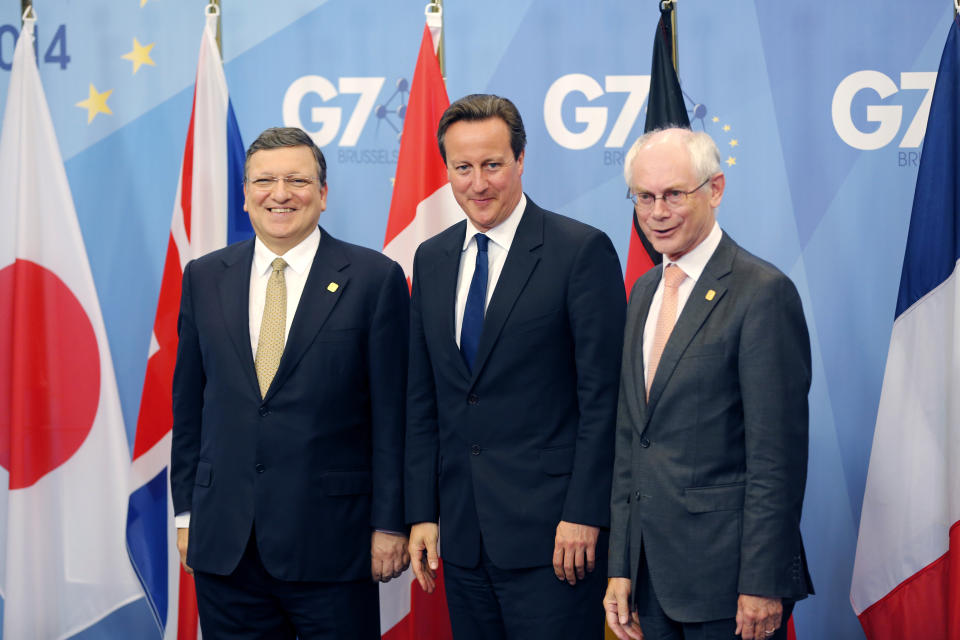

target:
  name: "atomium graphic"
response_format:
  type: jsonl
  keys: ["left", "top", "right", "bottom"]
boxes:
{"left": 374, "top": 77, "right": 410, "bottom": 142}
{"left": 680, "top": 88, "right": 738, "bottom": 167}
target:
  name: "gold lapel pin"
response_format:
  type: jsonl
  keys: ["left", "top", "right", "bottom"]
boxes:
{"left": 327, "top": 282, "right": 339, "bottom": 292}
{"left": 705, "top": 289, "right": 716, "bottom": 301}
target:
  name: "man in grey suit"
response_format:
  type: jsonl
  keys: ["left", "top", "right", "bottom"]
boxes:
{"left": 605, "top": 128, "right": 813, "bottom": 640}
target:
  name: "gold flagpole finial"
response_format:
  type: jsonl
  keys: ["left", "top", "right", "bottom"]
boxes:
{"left": 207, "top": 1, "right": 223, "bottom": 56}
{"left": 426, "top": 0, "right": 445, "bottom": 79}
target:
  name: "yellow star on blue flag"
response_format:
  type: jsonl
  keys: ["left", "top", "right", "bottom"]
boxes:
{"left": 121, "top": 38, "right": 156, "bottom": 74}
{"left": 75, "top": 84, "right": 113, "bottom": 124}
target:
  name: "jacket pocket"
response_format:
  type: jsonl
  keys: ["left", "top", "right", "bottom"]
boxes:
{"left": 320, "top": 470, "right": 373, "bottom": 496}
{"left": 680, "top": 340, "right": 725, "bottom": 360}
{"left": 315, "top": 328, "right": 361, "bottom": 343}
{"left": 511, "top": 308, "right": 561, "bottom": 334}
{"left": 194, "top": 460, "right": 212, "bottom": 487}
{"left": 539, "top": 446, "right": 575, "bottom": 476}
{"left": 683, "top": 482, "right": 745, "bottom": 513}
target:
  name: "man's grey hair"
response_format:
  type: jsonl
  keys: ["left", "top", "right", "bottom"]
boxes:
{"left": 623, "top": 127, "right": 722, "bottom": 189}
{"left": 244, "top": 127, "right": 327, "bottom": 187}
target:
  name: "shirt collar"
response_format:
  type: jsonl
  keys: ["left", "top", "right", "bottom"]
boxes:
{"left": 663, "top": 220, "right": 722, "bottom": 284}
{"left": 462, "top": 193, "right": 527, "bottom": 252}
{"left": 254, "top": 226, "right": 321, "bottom": 276}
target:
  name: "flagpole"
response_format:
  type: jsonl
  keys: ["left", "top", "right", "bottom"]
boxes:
{"left": 428, "top": 0, "right": 445, "bottom": 77}
{"left": 210, "top": 0, "right": 223, "bottom": 56}
{"left": 661, "top": 0, "right": 679, "bottom": 73}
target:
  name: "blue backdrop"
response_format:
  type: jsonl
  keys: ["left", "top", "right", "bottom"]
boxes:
{"left": 0, "top": 1, "right": 951, "bottom": 637}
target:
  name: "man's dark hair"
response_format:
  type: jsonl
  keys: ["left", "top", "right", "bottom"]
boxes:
{"left": 244, "top": 127, "right": 327, "bottom": 187}
{"left": 436, "top": 94, "right": 526, "bottom": 163}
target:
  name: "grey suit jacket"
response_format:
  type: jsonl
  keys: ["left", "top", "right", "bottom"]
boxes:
{"left": 608, "top": 231, "right": 813, "bottom": 623}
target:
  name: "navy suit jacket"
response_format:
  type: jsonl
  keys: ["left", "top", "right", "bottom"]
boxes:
{"left": 405, "top": 198, "right": 626, "bottom": 570}
{"left": 170, "top": 228, "right": 408, "bottom": 582}
{"left": 609, "top": 232, "right": 813, "bottom": 622}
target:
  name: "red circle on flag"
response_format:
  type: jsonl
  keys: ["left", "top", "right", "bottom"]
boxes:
{"left": 0, "top": 259, "right": 101, "bottom": 489}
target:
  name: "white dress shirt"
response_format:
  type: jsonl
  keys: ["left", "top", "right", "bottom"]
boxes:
{"left": 454, "top": 194, "right": 527, "bottom": 346}
{"left": 642, "top": 221, "right": 723, "bottom": 387}
{"left": 175, "top": 227, "right": 321, "bottom": 529}
{"left": 248, "top": 226, "right": 321, "bottom": 356}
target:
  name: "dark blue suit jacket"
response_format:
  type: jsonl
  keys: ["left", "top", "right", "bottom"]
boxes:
{"left": 171, "top": 228, "right": 408, "bottom": 582}
{"left": 405, "top": 198, "right": 626, "bottom": 570}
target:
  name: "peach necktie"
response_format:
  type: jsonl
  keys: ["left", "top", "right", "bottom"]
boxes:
{"left": 646, "top": 264, "right": 687, "bottom": 398}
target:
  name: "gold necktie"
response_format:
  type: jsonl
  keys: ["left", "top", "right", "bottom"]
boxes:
{"left": 646, "top": 264, "right": 687, "bottom": 399}
{"left": 255, "top": 257, "right": 288, "bottom": 398}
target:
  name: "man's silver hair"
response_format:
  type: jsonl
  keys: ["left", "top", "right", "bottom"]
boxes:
{"left": 623, "top": 128, "right": 722, "bottom": 189}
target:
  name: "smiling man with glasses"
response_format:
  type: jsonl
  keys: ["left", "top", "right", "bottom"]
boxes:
{"left": 171, "top": 127, "right": 410, "bottom": 639}
{"left": 606, "top": 128, "right": 814, "bottom": 640}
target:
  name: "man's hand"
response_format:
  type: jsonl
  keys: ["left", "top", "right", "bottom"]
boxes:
{"left": 735, "top": 594, "right": 782, "bottom": 639}
{"left": 371, "top": 531, "right": 410, "bottom": 583}
{"left": 552, "top": 521, "right": 599, "bottom": 585}
{"left": 176, "top": 527, "right": 192, "bottom": 575}
{"left": 604, "top": 577, "right": 644, "bottom": 639}
{"left": 408, "top": 522, "right": 440, "bottom": 593}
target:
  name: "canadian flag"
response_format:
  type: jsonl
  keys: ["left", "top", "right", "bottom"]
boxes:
{"left": 0, "top": 10, "right": 142, "bottom": 639}
{"left": 379, "top": 8, "right": 458, "bottom": 640}
{"left": 126, "top": 5, "right": 246, "bottom": 639}
{"left": 382, "top": 13, "right": 462, "bottom": 283}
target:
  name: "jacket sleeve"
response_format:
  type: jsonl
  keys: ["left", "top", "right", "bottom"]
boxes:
{"left": 737, "top": 272, "right": 812, "bottom": 598}
{"left": 404, "top": 246, "right": 441, "bottom": 525}
{"left": 170, "top": 259, "right": 205, "bottom": 516}
{"left": 368, "top": 260, "right": 410, "bottom": 532}
{"left": 560, "top": 230, "right": 627, "bottom": 527}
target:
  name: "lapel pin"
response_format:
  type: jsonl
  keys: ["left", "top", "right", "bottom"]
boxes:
{"left": 327, "top": 282, "right": 339, "bottom": 292}
{"left": 705, "top": 289, "right": 716, "bottom": 301}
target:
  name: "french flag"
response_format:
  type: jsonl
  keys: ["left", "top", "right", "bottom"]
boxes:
{"left": 126, "top": 6, "right": 247, "bottom": 638}
{"left": 850, "top": 15, "right": 960, "bottom": 640}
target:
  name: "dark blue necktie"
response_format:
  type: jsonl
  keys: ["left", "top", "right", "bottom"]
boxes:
{"left": 460, "top": 233, "right": 489, "bottom": 371}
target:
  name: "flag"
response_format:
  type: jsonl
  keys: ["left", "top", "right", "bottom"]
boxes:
{"left": 851, "top": 16, "right": 960, "bottom": 640}
{"left": 126, "top": 5, "right": 246, "bottom": 638}
{"left": 623, "top": 2, "right": 690, "bottom": 297}
{"left": 382, "top": 17, "right": 462, "bottom": 284}
{"left": 0, "top": 9, "right": 142, "bottom": 638}
{"left": 380, "top": 9, "right": 457, "bottom": 640}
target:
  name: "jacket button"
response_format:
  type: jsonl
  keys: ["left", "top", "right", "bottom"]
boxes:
{"left": 471, "top": 444, "right": 481, "bottom": 455}
{"left": 255, "top": 463, "right": 265, "bottom": 473}
{"left": 467, "top": 394, "right": 479, "bottom": 405}
{"left": 639, "top": 437, "right": 650, "bottom": 448}
{"left": 258, "top": 406, "right": 269, "bottom": 417}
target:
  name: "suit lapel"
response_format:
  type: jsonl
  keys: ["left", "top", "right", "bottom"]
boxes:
{"left": 646, "top": 234, "right": 736, "bottom": 413}
{"left": 470, "top": 200, "right": 542, "bottom": 382}
{"left": 436, "top": 223, "right": 471, "bottom": 380}
{"left": 626, "top": 275, "right": 658, "bottom": 421}
{"left": 217, "top": 240, "right": 260, "bottom": 399}
{"left": 264, "top": 229, "right": 350, "bottom": 401}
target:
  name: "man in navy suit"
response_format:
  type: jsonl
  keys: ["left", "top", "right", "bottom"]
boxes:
{"left": 405, "top": 94, "right": 626, "bottom": 639}
{"left": 605, "top": 128, "right": 813, "bottom": 640}
{"left": 171, "top": 127, "right": 409, "bottom": 639}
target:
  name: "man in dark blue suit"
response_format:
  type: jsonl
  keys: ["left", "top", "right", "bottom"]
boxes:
{"left": 171, "top": 127, "right": 409, "bottom": 639}
{"left": 405, "top": 94, "right": 626, "bottom": 639}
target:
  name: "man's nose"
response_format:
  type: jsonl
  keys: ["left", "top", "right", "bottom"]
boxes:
{"left": 270, "top": 179, "right": 291, "bottom": 199}
{"left": 650, "top": 197, "right": 670, "bottom": 218}
{"left": 471, "top": 171, "right": 488, "bottom": 192}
